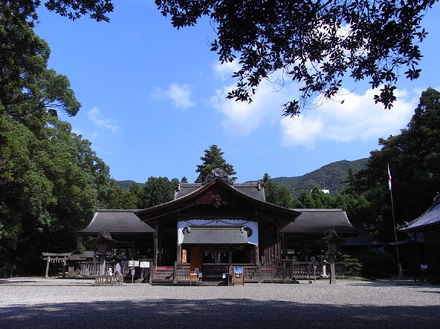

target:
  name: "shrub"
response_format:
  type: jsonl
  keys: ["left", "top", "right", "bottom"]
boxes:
{"left": 359, "top": 248, "right": 396, "bottom": 279}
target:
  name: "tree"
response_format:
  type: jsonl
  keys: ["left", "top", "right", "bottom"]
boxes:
{"left": 195, "top": 145, "right": 237, "bottom": 182}
{"left": 347, "top": 88, "right": 440, "bottom": 241}
{"left": 155, "top": 0, "right": 436, "bottom": 115}
{"left": 1, "top": 2, "right": 81, "bottom": 119}
{"left": 137, "top": 177, "right": 177, "bottom": 208}
{"left": 294, "top": 187, "right": 336, "bottom": 209}
{"left": 262, "top": 173, "right": 293, "bottom": 208}
{"left": 0, "top": 1, "right": 118, "bottom": 276}
{"left": 0, "top": 116, "right": 119, "bottom": 275}
{"left": 5, "top": 1, "right": 436, "bottom": 116}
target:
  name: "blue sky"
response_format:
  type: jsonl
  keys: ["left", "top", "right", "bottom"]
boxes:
{"left": 34, "top": 1, "right": 440, "bottom": 184}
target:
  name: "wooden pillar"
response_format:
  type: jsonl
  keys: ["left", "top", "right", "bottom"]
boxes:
{"left": 276, "top": 226, "right": 281, "bottom": 265}
{"left": 154, "top": 222, "right": 159, "bottom": 266}
{"left": 254, "top": 245, "right": 260, "bottom": 265}
{"left": 329, "top": 254, "right": 337, "bottom": 284}
{"left": 177, "top": 244, "right": 182, "bottom": 264}
{"left": 99, "top": 255, "right": 106, "bottom": 275}
{"left": 283, "top": 260, "right": 287, "bottom": 283}
{"left": 301, "top": 239, "right": 308, "bottom": 262}
{"left": 281, "top": 232, "right": 287, "bottom": 263}
{"left": 62, "top": 257, "right": 67, "bottom": 278}
{"left": 149, "top": 264, "right": 154, "bottom": 284}
{"left": 45, "top": 255, "right": 50, "bottom": 278}
{"left": 258, "top": 263, "right": 262, "bottom": 283}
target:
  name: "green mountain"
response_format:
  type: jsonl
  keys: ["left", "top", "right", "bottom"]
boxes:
{"left": 272, "top": 159, "right": 368, "bottom": 198}
{"left": 117, "top": 158, "right": 368, "bottom": 196}
{"left": 117, "top": 180, "right": 142, "bottom": 191}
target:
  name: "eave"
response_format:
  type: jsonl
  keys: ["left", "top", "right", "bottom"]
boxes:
{"left": 135, "top": 179, "right": 300, "bottom": 228}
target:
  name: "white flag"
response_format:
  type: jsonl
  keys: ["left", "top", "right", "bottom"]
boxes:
{"left": 387, "top": 163, "right": 392, "bottom": 191}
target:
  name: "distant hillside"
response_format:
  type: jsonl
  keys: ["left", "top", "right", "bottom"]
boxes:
{"left": 272, "top": 159, "right": 368, "bottom": 198}
{"left": 117, "top": 180, "right": 141, "bottom": 191}
{"left": 117, "top": 159, "right": 368, "bottom": 196}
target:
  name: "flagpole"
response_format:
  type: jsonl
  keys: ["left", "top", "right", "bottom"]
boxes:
{"left": 388, "top": 163, "right": 403, "bottom": 278}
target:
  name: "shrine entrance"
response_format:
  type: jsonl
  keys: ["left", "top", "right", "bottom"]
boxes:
{"left": 179, "top": 222, "right": 256, "bottom": 282}
{"left": 42, "top": 252, "right": 72, "bottom": 278}
{"left": 181, "top": 244, "right": 254, "bottom": 283}
{"left": 134, "top": 168, "right": 302, "bottom": 284}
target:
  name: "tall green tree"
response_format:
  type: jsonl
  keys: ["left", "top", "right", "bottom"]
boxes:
{"left": 293, "top": 187, "right": 336, "bottom": 209}
{"left": 262, "top": 173, "right": 293, "bottom": 208}
{"left": 0, "top": 116, "right": 118, "bottom": 275}
{"left": 333, "top": 171, "right": 371, "bottom": 223}
{"left": 195, "top": 145, "right": 237, "bottom": 182}
{"left": 138, "top": 177, "right": 177, "bottom": 208}
{"left": 0, "top": 6, "right": 117, "bottom": 274}
{"left": 1, "top": 3, "right": 81, "bottom": 119}
{"left": 348, "top": 88, "right": 440, "bottom": 241}
{"left": 155, "top": 0, "right": 436, "bottom": 115}
{"left": 5, "top": 1, "right": 437, "bottom": 116}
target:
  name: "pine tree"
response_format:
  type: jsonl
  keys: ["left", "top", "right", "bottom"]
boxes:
{"left": 195, "top": 145, "right": 237, "bottom": 182}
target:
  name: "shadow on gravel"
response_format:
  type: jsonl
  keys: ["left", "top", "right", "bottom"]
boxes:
{"left": 0, "top": 279, "right": 93, "bottom": 287}
{"left": 1, "top": 298, "right": 439, "bottom": 329}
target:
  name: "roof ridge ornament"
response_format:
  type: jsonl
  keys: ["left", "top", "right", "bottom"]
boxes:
{"left": 433, "top": 192, "right": 440, "bottom": 204}
{"left": 203, "top": 168, "right": 234, "bottom": 185}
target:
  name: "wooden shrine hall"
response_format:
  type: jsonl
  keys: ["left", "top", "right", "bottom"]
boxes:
{"left": 80, "top": 168, "right": 358, "bottom": 284}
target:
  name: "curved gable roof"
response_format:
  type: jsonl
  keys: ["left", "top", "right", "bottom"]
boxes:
{"left": 400, "top": 194, "right": 440, "bottom": 231}
{"left": 175, "top": 182, "right": 266, "bottom": 201}
{"left": 135, "top": 178, "right": 300, "bottom": 228}
{"left": 281, "top": 209, "right": 358, "bottom": 236}
{"left": 79, "top": 209, "right": 154, "bottom": 235}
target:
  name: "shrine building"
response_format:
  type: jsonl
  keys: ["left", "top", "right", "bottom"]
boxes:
{"left": 79, "top": 168, "right": 358, "bottom": 284}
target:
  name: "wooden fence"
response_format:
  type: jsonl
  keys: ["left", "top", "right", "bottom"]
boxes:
{"left": 79, "top": 261, "right": 130, "bottom": 277}
{"left": 81, "top": 261, "right": 351, "bottom": 282}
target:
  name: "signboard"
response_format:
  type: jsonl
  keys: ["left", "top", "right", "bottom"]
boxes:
{"left": 128, "top": 260, "right": 139, "bottom": 267}
{"left": 140, "top": 261, "right": 150, "bottom": 268}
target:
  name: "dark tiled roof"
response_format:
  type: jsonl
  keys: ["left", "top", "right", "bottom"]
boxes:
{"left": 69, "top": 250, "right": 95, "bottom": 261}
{"left": 281, "top": 209, "right": 358, "bottom": 236}
{"left": 182, "top": 227, "right": 248, "bottom": 244}
{"left": 175, "top": 182, "right": 265, "bottom": 201}
{"left": 400, "top": 194, "right": 440, "bottom": 231}
{"left": 345, "top": 223, "right": 383, "bottom": 246}
{"left": 79, "top": 210, "right": 154, "bottom": 235}
{"left": 136, "top": 179, "right": 299, "bottom": 228}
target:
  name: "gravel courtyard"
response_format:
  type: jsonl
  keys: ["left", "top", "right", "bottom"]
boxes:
{"left": 1, "top": 277, "right": 439, "bottom": 329}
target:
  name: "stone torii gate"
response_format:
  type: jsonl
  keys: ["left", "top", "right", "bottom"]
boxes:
{"left": 42, "top": 252, "right": 72, "bottom": 278}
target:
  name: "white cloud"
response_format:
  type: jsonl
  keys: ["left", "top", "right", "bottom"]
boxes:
{"left": 210, "top": 68, "right": 297, "bottom": 136}
{"left": 210, "top": 60, "right": 418, "bottom": 147}
{"left": 280, "top": 114, "right": 324, "bottom": 149}
{"left": 87, "top": 107, "right": 122, "bottom": 133}
{"left": 154, "top": 83, "right": 196, "bottom": 109}
{"left": 213, "top": 61, "right": 240, "bottom": 81}
{"left": 280, "top": 87, "right": 417, "bottom": 147}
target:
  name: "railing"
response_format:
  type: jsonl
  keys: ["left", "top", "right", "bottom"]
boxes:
{"left": 289, "top": 261, "right": 349, "bottom": 280}
{"left": 291, "top": 262, "right": 318, "bottom": 280}
{"left": 175, "top": 263, "right": 191, "bottom": 282}
{"left": 335, "top": 262, "right": 346, "bottom": 278}
{"left": 79, "top": 261, "right": 130, "bottom": 277}
{"left": 79, "top": 262, "right": 109, "bottom": 276}
{"left": 260, "top": 266, "right": 284, "bottom": 282}
{"left": 243, "top": 266, "right": 260, "bottom": 282}
{"left": 96, "top": 261, "right": 353, "bottom": 283}
{"left": 94, "top": 275, "right": 124, "bottom": 286}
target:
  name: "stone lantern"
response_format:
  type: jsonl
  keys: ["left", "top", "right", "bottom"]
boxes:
{"left": 321, "top": 229, "right": 345, "bottom": 284}
{"left": 91, "top": 231, "right": 119, "bottom": 275}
